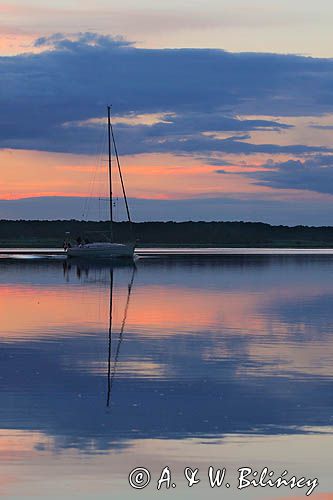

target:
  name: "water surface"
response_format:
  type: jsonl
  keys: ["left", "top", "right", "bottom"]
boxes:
{"left": 0, "top": 254, "right": 332, "bottom": 498}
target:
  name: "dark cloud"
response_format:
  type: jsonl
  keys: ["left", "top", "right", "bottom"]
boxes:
{"left": 1, "top": 195, "right": 333, "bottom": 225}
{"left": 241, "top": 156, "right": 333, "bottom": 195}
{"left": 310, "top": 124, "right": 333, "bottom": 130}
{"left": 1, "top": 33, "right": 333, "bottom": 156}
{"left": 76, "top": 123, "right": 331, "bottom": 156}
{"left": 34, "top": 32, "right": 134, "bottom": 50}
{"left": 0, "top": 109, "right": 296, "bottom": 156}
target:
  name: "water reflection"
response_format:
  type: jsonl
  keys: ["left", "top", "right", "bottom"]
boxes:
{"left": 107, "top": 266, "right": 136, "bottom": 408}
{"left": 62, "top": 259, "right": 137, "bottom": 412}
{"left": 0, "top": 255, "right": 333, "bottom": 497}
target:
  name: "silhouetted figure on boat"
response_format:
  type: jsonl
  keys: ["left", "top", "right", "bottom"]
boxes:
{"left": 63, "top": 240, "right": 71, "bottom": 250}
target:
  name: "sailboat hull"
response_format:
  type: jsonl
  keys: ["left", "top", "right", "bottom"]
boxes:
{"left": 67, "top": 242, "right": 135, "bottom": 259}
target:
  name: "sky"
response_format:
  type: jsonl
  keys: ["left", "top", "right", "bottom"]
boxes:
{"left": 1, "top": 0, "right": 333, "bottom": 223}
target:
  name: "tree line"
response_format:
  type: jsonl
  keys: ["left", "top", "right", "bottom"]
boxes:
{"left": 0, "top": 220, "right": 332, "bottom": 247}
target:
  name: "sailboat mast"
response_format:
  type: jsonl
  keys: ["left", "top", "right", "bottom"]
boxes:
{"left": 110, "top": 121, "right": 132, "bottom": 224}
{"left": 107, "top": 105, "right": 113, "bottom": 241}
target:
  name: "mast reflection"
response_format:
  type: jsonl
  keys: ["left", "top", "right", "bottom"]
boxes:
{"left": 61, "top": 258, "right": 136, "bottom": 408}
{"left": 107, "top": 266, "right": 136, "bottom": 407}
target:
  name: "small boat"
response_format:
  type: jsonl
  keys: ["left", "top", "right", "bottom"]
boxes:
{"left": 66, "top": 106, "right": 136, "bottom": 259}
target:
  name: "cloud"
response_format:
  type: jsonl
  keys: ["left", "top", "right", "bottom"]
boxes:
{"left": 240, "top": 156, "right": 333, "bottom": 195}
{"left": 311, "top": 124, "right": 333, "bottom": 130}
{"left": 1, "top": 195, "right": 333, "bottom": 225}
{"left": 1, "top": 33, "right": 333, "bottom": 157}
{"left": 34, "top": 32, "right": 133, "bottom": 50}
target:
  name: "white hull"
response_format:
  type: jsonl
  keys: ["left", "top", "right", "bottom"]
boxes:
{"left": 67, "top": 242, "right": 135, "bottom": 259}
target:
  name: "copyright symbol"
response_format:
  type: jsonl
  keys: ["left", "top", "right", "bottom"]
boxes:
{"left": 129, "top": 467, "right": 151, "bottom": 489}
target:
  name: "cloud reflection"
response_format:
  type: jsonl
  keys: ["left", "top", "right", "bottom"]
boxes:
{"left": 0, "top": 256, "right": 332, "bottom": 454}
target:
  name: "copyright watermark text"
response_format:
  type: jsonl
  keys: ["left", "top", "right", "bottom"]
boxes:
{"left": 128, "top": 466, "right": 319, "bottom": 496}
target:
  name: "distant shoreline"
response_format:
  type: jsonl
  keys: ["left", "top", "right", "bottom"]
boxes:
{"left": 0, "top": 220, "right": 332, "bottom": 249}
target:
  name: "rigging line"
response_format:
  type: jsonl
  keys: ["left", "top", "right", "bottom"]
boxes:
{"left": 94, "top": 123, "right": 108, "bottom": 220}
{"left": 82, "top": 123, "right": 107, "bottom": 220}
{"left": 97, "top": 126, "right": 108, "bottom": 220}
{"left": 109, "top": 116, "right": 132, "bottom": 224}
{"left": 107, "top": 266, "right": 136, "bottom": 408}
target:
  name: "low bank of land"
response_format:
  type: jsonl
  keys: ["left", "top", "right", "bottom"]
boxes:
{"left": 0, "top": 220, "right": 332, "bottom": 248}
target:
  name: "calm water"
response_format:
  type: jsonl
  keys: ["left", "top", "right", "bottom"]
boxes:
{"left": 0, "top": 253, "right": 333, "bottom": 499}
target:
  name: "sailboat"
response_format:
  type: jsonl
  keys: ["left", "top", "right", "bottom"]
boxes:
{"left": 66, "top": 106, "right": 136, "bottom": 259}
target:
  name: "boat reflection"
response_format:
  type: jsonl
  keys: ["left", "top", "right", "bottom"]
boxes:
{"left": 62, "top": 258, "right": 137, "bottom": 408}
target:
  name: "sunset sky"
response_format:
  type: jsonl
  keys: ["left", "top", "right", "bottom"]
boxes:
{"left": 1, "top": 0, "right": 333, "bottom": 223}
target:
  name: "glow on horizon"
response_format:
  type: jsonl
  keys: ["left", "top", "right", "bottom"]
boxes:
{"left": 0, "top": 148, "right": 287, "bottom": 201}
{"left": 1, "top": 147, "right": 331, "bottom": 212}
